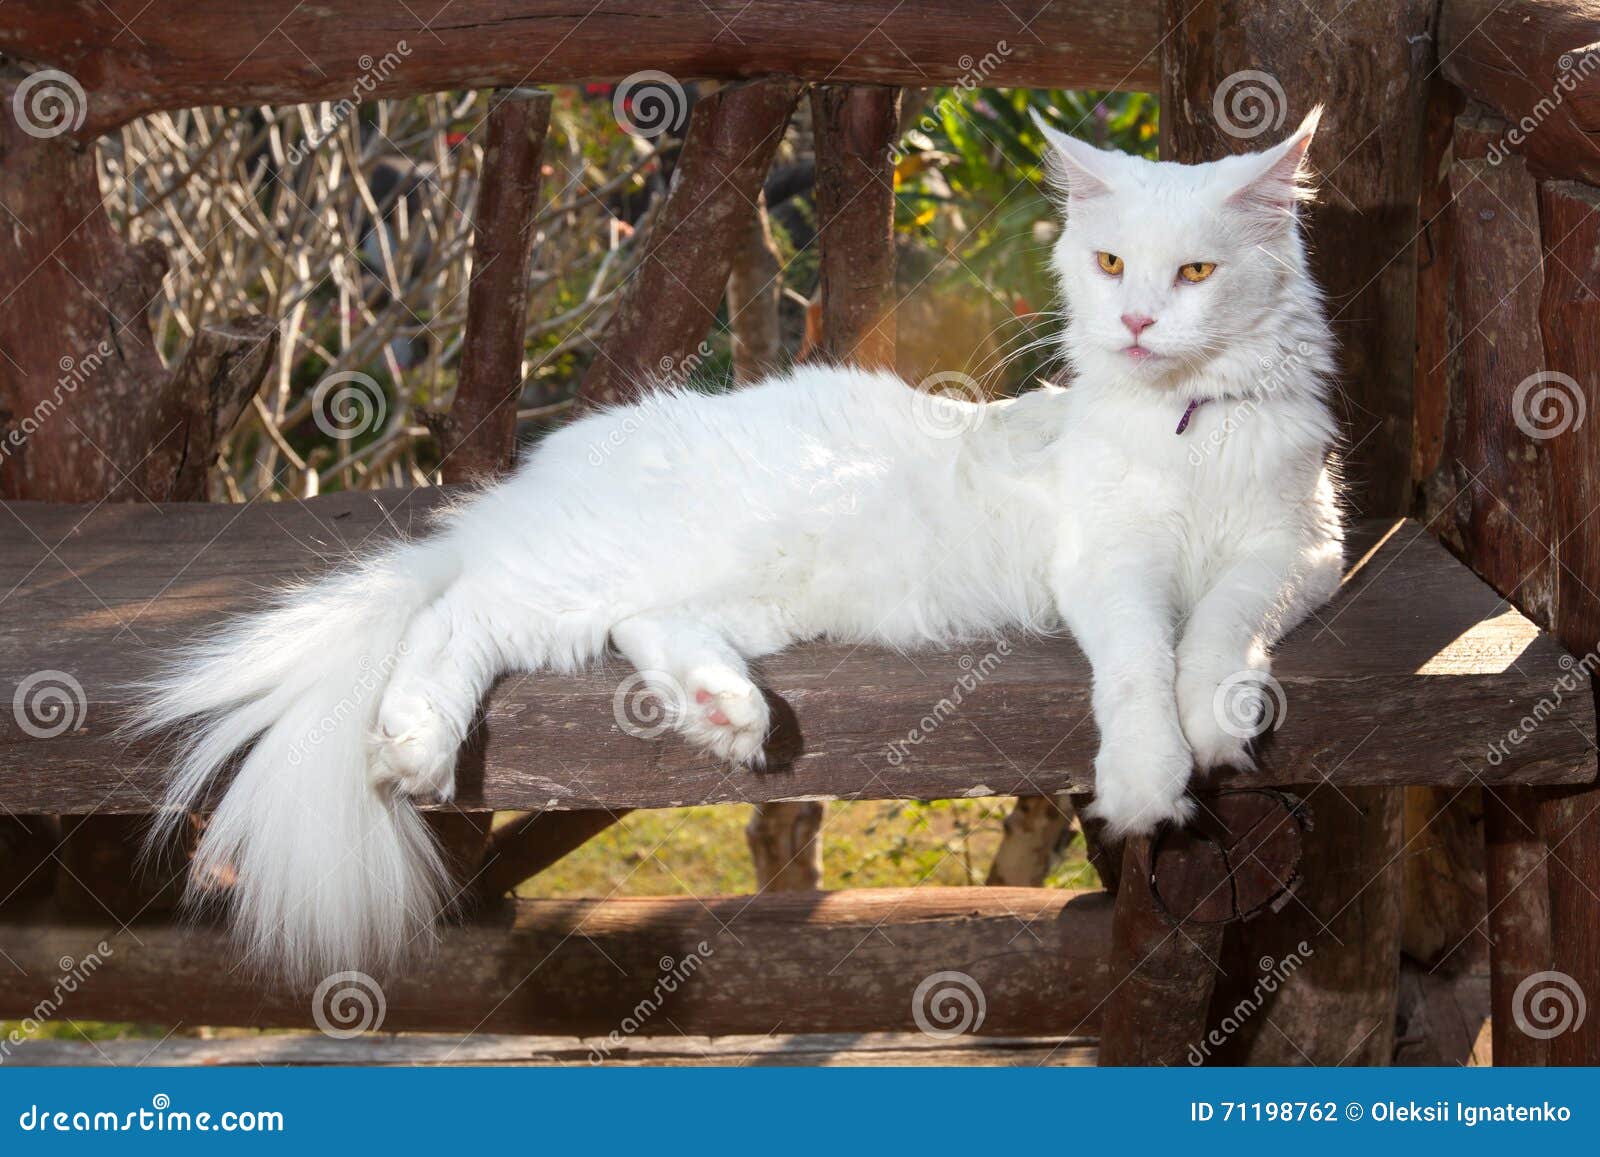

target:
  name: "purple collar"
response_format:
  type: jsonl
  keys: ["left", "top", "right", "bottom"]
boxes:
{"left": 1175, "top": 397, "right": 1207, "bottom": 435}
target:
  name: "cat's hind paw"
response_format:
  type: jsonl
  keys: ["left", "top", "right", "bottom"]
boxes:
{"left": 371, "top": 691, "right": 460, "bottom": 800}
{"left": 681, "top": 664, "right": 770, "bottom": 767}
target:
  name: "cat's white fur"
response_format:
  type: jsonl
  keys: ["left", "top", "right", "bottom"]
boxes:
{"left": 135, "top": 109, "right": 1343, "bottom": 982}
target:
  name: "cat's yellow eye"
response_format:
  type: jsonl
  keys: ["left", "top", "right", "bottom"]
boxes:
{"left": 1096, "top": 251, "right": 1124, "bottom": 276}
{"left": 1179, "top": 261, "right": 1217, "bottom": 284}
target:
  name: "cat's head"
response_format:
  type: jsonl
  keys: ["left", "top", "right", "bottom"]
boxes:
{"left": 1034, "top": 107, "right": 1322, "bottom": 393}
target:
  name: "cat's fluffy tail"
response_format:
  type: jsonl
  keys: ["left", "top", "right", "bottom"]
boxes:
{"left": 131, "top": 535, "right": 464, "bottom": 985}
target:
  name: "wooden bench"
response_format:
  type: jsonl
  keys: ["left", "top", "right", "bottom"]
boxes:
{"left": 0, "top": 499, "right": 1590, "bottom": 813}
{"left": 0, "top": 496, "right": 1591, "bottom": 1054}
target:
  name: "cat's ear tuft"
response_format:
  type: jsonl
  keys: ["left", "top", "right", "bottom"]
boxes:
{"left": 1030, "top": 107, "right": 1113, "bottom": 203}
{"left": 1227, "top": 104, "right": 1321, "bottom": 220}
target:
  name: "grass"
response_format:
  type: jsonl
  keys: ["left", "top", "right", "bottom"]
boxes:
{"left": 515, "top": 797, "right": 1100, "bottom": 898}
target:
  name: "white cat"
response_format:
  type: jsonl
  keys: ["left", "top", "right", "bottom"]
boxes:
{"left": 136, "top": 108, "right": 1343, "bottom": 981}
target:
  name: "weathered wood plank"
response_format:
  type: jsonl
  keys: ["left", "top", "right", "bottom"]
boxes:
{"left": 5, "top": 1031, "right": 1098, "bottom": 1068}
{"left": 0, "top": 495, "right": 1592, "bottom": 812}
{"left": 0, "top": 1, "right": 1160, "bottom": 137}
{"left": 0, "top": 887, "right": 1114, "bottom": 1037}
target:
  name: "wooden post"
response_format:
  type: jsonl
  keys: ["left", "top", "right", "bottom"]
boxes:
{"left": 1427, "top": 110, "right": 1555, "bottom": 618}
{"left": 1099, "top": 837, "right": 1225, "bottom": 1065}
{"left": 1205, "top": 792, "right": 1405, "bottom": 1064}
{"left": 1484, "top": 788, "right": 1553, "bottom": 1066}
{"left": 726, "top": 191, "right": 784, "bottom": 380}
{"left": 1534, "top": 178, "right": 1600, "bottom": 1066}
{"left": 1101, "top": 791, "right": 1307, "bottom": 1065}
{"left": 809, "top": 84, "right": 901, "bottom": 369}
{"left": 0, "top": 90, "right": 275, "bottom": 502}
{"left": 437, "top": 88, "right": 553, "bottom": 484}
{"left": 1535, "top": 787, "right": 1600, "bottom": 1065}
{"left": 1161, "top": 0, "right": 1432, "bottom": 1064}
{"left": 987, "top": 794, "right": 1074, "bottom": 887}
{"left": 744, "top": 801, "right": 825, "bottom": 893}
{"left": 576, "top": 79, "right": 801, "bottom": 410}
{"left": 1161, "top": 1, "right": 1432, "bottom": 512}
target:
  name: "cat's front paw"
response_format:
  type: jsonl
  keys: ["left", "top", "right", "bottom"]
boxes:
{"left": 1177, "top": 665, "right": 1274, "bottom": 774}
{"left": 371, "top": 690, "right": 460, "bottom": 800}
{"left": 1086, "top": 736, "right": 1196, "bottom": 838}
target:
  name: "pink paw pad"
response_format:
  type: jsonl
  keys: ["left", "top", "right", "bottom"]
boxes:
{"left": 695, "top": 687, "right": 730, "bottom": 726}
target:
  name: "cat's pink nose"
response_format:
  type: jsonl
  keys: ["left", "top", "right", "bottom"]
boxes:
{"left": 1121, "top": 314, "right": 1156, "bottom": 338}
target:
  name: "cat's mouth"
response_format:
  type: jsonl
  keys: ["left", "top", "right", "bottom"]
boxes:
{"left": 1122, "top": 345, "right": 1164, "bottom": 363}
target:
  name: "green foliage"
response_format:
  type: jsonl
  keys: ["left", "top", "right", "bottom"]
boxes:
{"left": 891, "top": 88, "right": 1158, "bottom": 395}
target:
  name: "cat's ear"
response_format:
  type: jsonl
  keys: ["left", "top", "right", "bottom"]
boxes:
{"left": 1029, "top": 108, "right": 1113, "bottom": 202}
{"left": 1226, "top": 105, "right": 1321, "bottom": 219}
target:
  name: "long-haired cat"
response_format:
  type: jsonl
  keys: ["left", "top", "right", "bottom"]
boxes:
{"left": 136, "top": 108, "right": 1342, "bottom": 982}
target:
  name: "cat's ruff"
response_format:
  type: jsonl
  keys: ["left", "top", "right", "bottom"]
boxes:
{"left": 134, "top": 108, "right": 1343, "bottom": 981}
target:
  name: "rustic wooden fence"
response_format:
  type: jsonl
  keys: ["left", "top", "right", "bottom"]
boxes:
{"left": 1, "top": 0, "right": 1598, "bottom": 1066}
